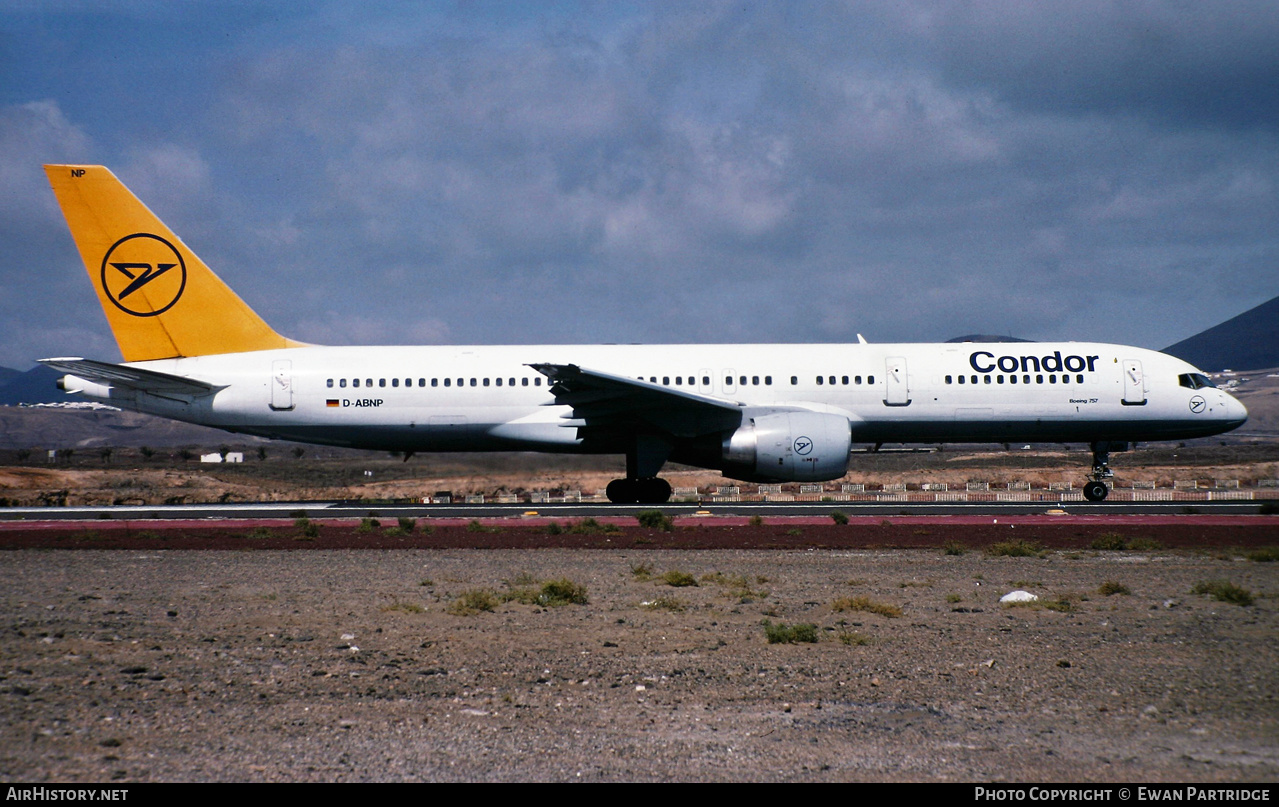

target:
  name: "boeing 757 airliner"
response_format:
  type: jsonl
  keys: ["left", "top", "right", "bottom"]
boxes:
{"left": 39, "top": 165, "right": 1247, "bottom": 503}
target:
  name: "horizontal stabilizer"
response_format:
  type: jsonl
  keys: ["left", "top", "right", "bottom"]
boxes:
{"left": 39, "top": 357, "right": 221, "bottom": 396}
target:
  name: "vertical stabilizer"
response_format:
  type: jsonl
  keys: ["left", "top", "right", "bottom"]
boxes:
{"left": 44, "top": 164, "right": 302, "bottom": 361}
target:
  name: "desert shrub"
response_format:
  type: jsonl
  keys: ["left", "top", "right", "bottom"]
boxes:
{"left": 748, "top": 515, "right": 764, "bottom": 527}
{"left": 943, "top": 540, "right": 967, "bottom": 556}
{"left": 538, "top": 578, "right": 589, "bottom": 606}
{"left": 830, "top": 510, "right": 849, "bottom": 525}
{"left": 838, "top": 632, "right": 870, "bottom": 646}
{"left": 545, "top": 521, "right": 563, "bottom": 535}
{"left": 1127, "top": 537, "right": 1163, "bottom": 551}
{"left": 294, "top": 518, "right": 320, "bottom": 540}
{"left": 569, "top": 518, "right": 620, "bottom": 534}
{"left": 1191, "top": 580, "right": 1254, "bottom": 606}
{"left": 986, "top": 540, "right": 1043, "bottom": 558}
{"left": 357, "top": 517, "right": 380, "bottom": 533}
{"left": 447, "top": 589, "right": 498, "bottom": 615}
{"left": 643, "top": 596, "right": 685, "bottom": 612}
{"left": 637, "top": 510, "right": 674, "bottom": 531}
{"left": 630, "top": 562, "right": 655, "bottom": 581}
{"left": 762, "top": 620, "right": 819, "bottom": 644}
{"left": 397, "top": 517, "right": 416, "bottom": 532}
{"left": 1098, "top": 580, "right": 1131, "bottom": 596}
{"left": 1245, "top": 547, "right": 1279, "bottom": 562}
{"left": 1091, "top": 532, "right": 1128, "bottom": 551}
{"left": 831, "top": 596, "right": 902, "bottom": 618}
{"left": 661, "top": 570, "right": 698, "bottom": 587}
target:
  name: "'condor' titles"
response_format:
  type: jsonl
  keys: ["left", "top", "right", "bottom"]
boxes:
{"left": 970, "top": 351, "right": 1100, "bottom": 374}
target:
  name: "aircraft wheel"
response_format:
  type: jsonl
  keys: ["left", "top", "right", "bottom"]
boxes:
{"left": 637, "top": 477, "right": 672, "bottom": 504}
{"left": 1083, "top": 480, "right": 1109, "bottom": 502}
{"left": 606, "top": 478, "right": 638, "bottom": 504}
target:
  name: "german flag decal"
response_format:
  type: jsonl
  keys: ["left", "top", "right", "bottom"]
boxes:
{"left": 326, "top": 399, "right": 339, "bottom": 407}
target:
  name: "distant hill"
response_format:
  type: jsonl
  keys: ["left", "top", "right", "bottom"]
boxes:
{"left": 1163, "top": 295, "right": 1279, "bottom": 371}
{"left": 0, "top": 365, "right": 63, "bottom": 406}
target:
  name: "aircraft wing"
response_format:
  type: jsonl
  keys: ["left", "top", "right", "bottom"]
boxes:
{"left": 39, "top": 357, "right": 222, "bottom": 396}
{"left": 529, "top": 363, "right": 744, "bottom": 438}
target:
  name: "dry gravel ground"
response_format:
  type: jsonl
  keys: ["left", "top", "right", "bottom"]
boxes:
{"left": 1, "top": 548, "right": 1276, "bottom": 782}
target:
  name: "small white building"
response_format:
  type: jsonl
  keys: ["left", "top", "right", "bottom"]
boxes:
{"left": 200, "top": 453, "right": 223, "bottom": 463}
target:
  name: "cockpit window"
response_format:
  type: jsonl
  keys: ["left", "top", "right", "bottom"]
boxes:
{"left": 1178, "top": 373, "right": 1217, "bottom": 390}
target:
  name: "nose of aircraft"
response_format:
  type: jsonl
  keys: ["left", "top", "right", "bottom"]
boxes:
{"left": 1221, "top": 391, "right": 1248, "bottom": 430}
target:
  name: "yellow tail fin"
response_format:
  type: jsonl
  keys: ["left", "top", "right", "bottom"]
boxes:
{"left": 44, "top": 164, "right": 303, "bottom": 361}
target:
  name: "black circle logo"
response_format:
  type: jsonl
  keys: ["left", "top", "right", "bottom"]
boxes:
{"left": 794, "top": 436, "right": 814, "bottom": 455}
{"left": 100, "top": 233, "right": 187, "bottom": 317}
{"left": 1189, "top": 395, "right": 1206, "bottom": 414}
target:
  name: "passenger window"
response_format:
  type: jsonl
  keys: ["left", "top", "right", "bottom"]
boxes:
{"left": 1023, "top": 374, "right": 1030, "bottom": 384}
{"left": 495, "top": 378, "right": 502, "bottom": 386}
{"left": 483, "top": 378, "right": 489, "bottom": 387}
{"left": 663, "top": 376, "right": 670, "bottom": 385}
{"left": 1076, "top": 374, "right": 1084, "bottom": 383}
{"left": 353, "top": 379, "right": 360, "bottom": 388}
{"left": 946, "top": 375, "right": 953, "bottom": 384}
{"left": 366, "top": 379, "right": 373, "bottom": 387}
{"left": 470, "top": 378, "right": 477, "bottom": 387}
{"left": 984, "top": 375, "right": 991, "bottom": 384}
{"left": 752, "top": 376, "right": 759, "bottom": 385}
{"left": 1010, "top": 375, "right": 1017, "bottom": 384}
{"left": 379, "top": 379, "right": 386, "bottom": 388}
{"left": 855, "top": 376, "right": 862, "bottom": 384}
{"left": 419, "top": 379, "right": 425, "bottom": 387}
{"left": 431, "top": 379, "right": 437, "bottom": 387}
{"left": 444, "top": 378, "right": 451, "bottom": 387}
{"left": 392, "top": 378, "right": 399, "bottom": 387}
{"left": 765, "top": 376, "right": 772, "bottom": 385}
{"left": 740, "top": 376, "right": 747, "bottom": 386}
{"left": 970, "top": 375, "right": 977, "bottom": 384}
{"left": 867, "top": 375, "right": 874, "bottom": 384}
{"left": 1049, "top": 375, "right": 1056, "bottom": 384}
{"left": 326, "top": 379, "right": 333, "bottom": 388}
{"left": 522, "top": 378, "right": 528, "bottom": 387}
{"left": 340, "top": 379, "right": 347, "bottom": 388}
{"left": 790, "top": 376, "right": 797, "bottom": 385}
{"left": 957, "top": 376, "right": 965, "bottom": 384}
{"left": 676, "top": 377, "right": 682, "bottom": 385}
{"left": 702, "top": 376, "right": 710, "bottom": 386}
{"left": 841, "top": 376, "right": 849, "bottom": 385}
{"left": 816, "top": 376, "right": 824, "bottom": 385}
{"left": 1036, "top": 375, "right": 1043, "bottom": 384}
{"left": 725, "top": 376, "right": 732, "bottom": 386}
{"left": 509, "top": 378, "right": 515, "bottom": 386}
{"left": 535, "top": 378, "right": 542, "bottom": 386}
{"left": 997, "top": 375, "right": 1004, "bottom": 384}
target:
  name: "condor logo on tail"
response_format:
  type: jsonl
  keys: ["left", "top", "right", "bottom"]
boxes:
{"left": 100, "top": 233, "right": 187, "bottom": 317}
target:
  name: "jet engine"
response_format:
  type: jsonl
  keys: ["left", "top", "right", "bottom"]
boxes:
{"left": 721, "top": 411, "right": 852, "bottom": 482}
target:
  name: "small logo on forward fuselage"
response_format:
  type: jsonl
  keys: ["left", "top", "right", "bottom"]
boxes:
{"left": 1189, "top": 395, "right": 1206, "bottom": 414}
{"left": 100, "top": 233, "right": 187, "bottom": 317}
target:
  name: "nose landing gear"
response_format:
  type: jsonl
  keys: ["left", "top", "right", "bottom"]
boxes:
{"left": 1082, "top": 441, "right": 1126, "bottom": 502}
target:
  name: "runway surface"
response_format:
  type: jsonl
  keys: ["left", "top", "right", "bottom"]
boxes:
{"left": 0, "top": 498, "right": 1273, "bottom": 523}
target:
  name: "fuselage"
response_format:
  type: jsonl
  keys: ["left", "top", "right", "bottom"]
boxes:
{"left": 72, "top": 340, "right": 1247, "bottom": 456}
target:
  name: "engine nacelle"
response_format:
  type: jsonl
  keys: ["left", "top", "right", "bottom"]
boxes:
{"left": 721, "top": 411, "right": 852, "bottom": 482}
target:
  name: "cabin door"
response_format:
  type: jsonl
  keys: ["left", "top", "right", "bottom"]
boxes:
{"left": 1122, "top": 360, "right": 1146, "bottom": 405}
{"left": 270, "top": 360, "right": 294, "bottom": 411}
{"left": 884, "top": 357, "right": 911, "bottom": 406}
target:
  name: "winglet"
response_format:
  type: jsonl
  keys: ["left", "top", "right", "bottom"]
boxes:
{"left": 44, "top": 165, "right": 305, "bottom": 361}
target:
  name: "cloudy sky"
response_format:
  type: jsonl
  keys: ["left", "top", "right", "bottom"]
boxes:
{"left": 2, "top": 1, "right": 1276, "bottom": 369}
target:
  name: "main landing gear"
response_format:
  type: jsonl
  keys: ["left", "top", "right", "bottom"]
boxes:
{"left": 1082, "top": 441, "right": 1126, "bottom": 502}
{"left": 606, "top": 435, "right": 674, "bottom": 504}
{"left": 605, "top": 477, "right": 672, "bottom": 504}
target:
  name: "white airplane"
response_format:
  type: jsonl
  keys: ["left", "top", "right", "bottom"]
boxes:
{"left": 40, "top": 165, "right": 1247, "bottom": 503}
